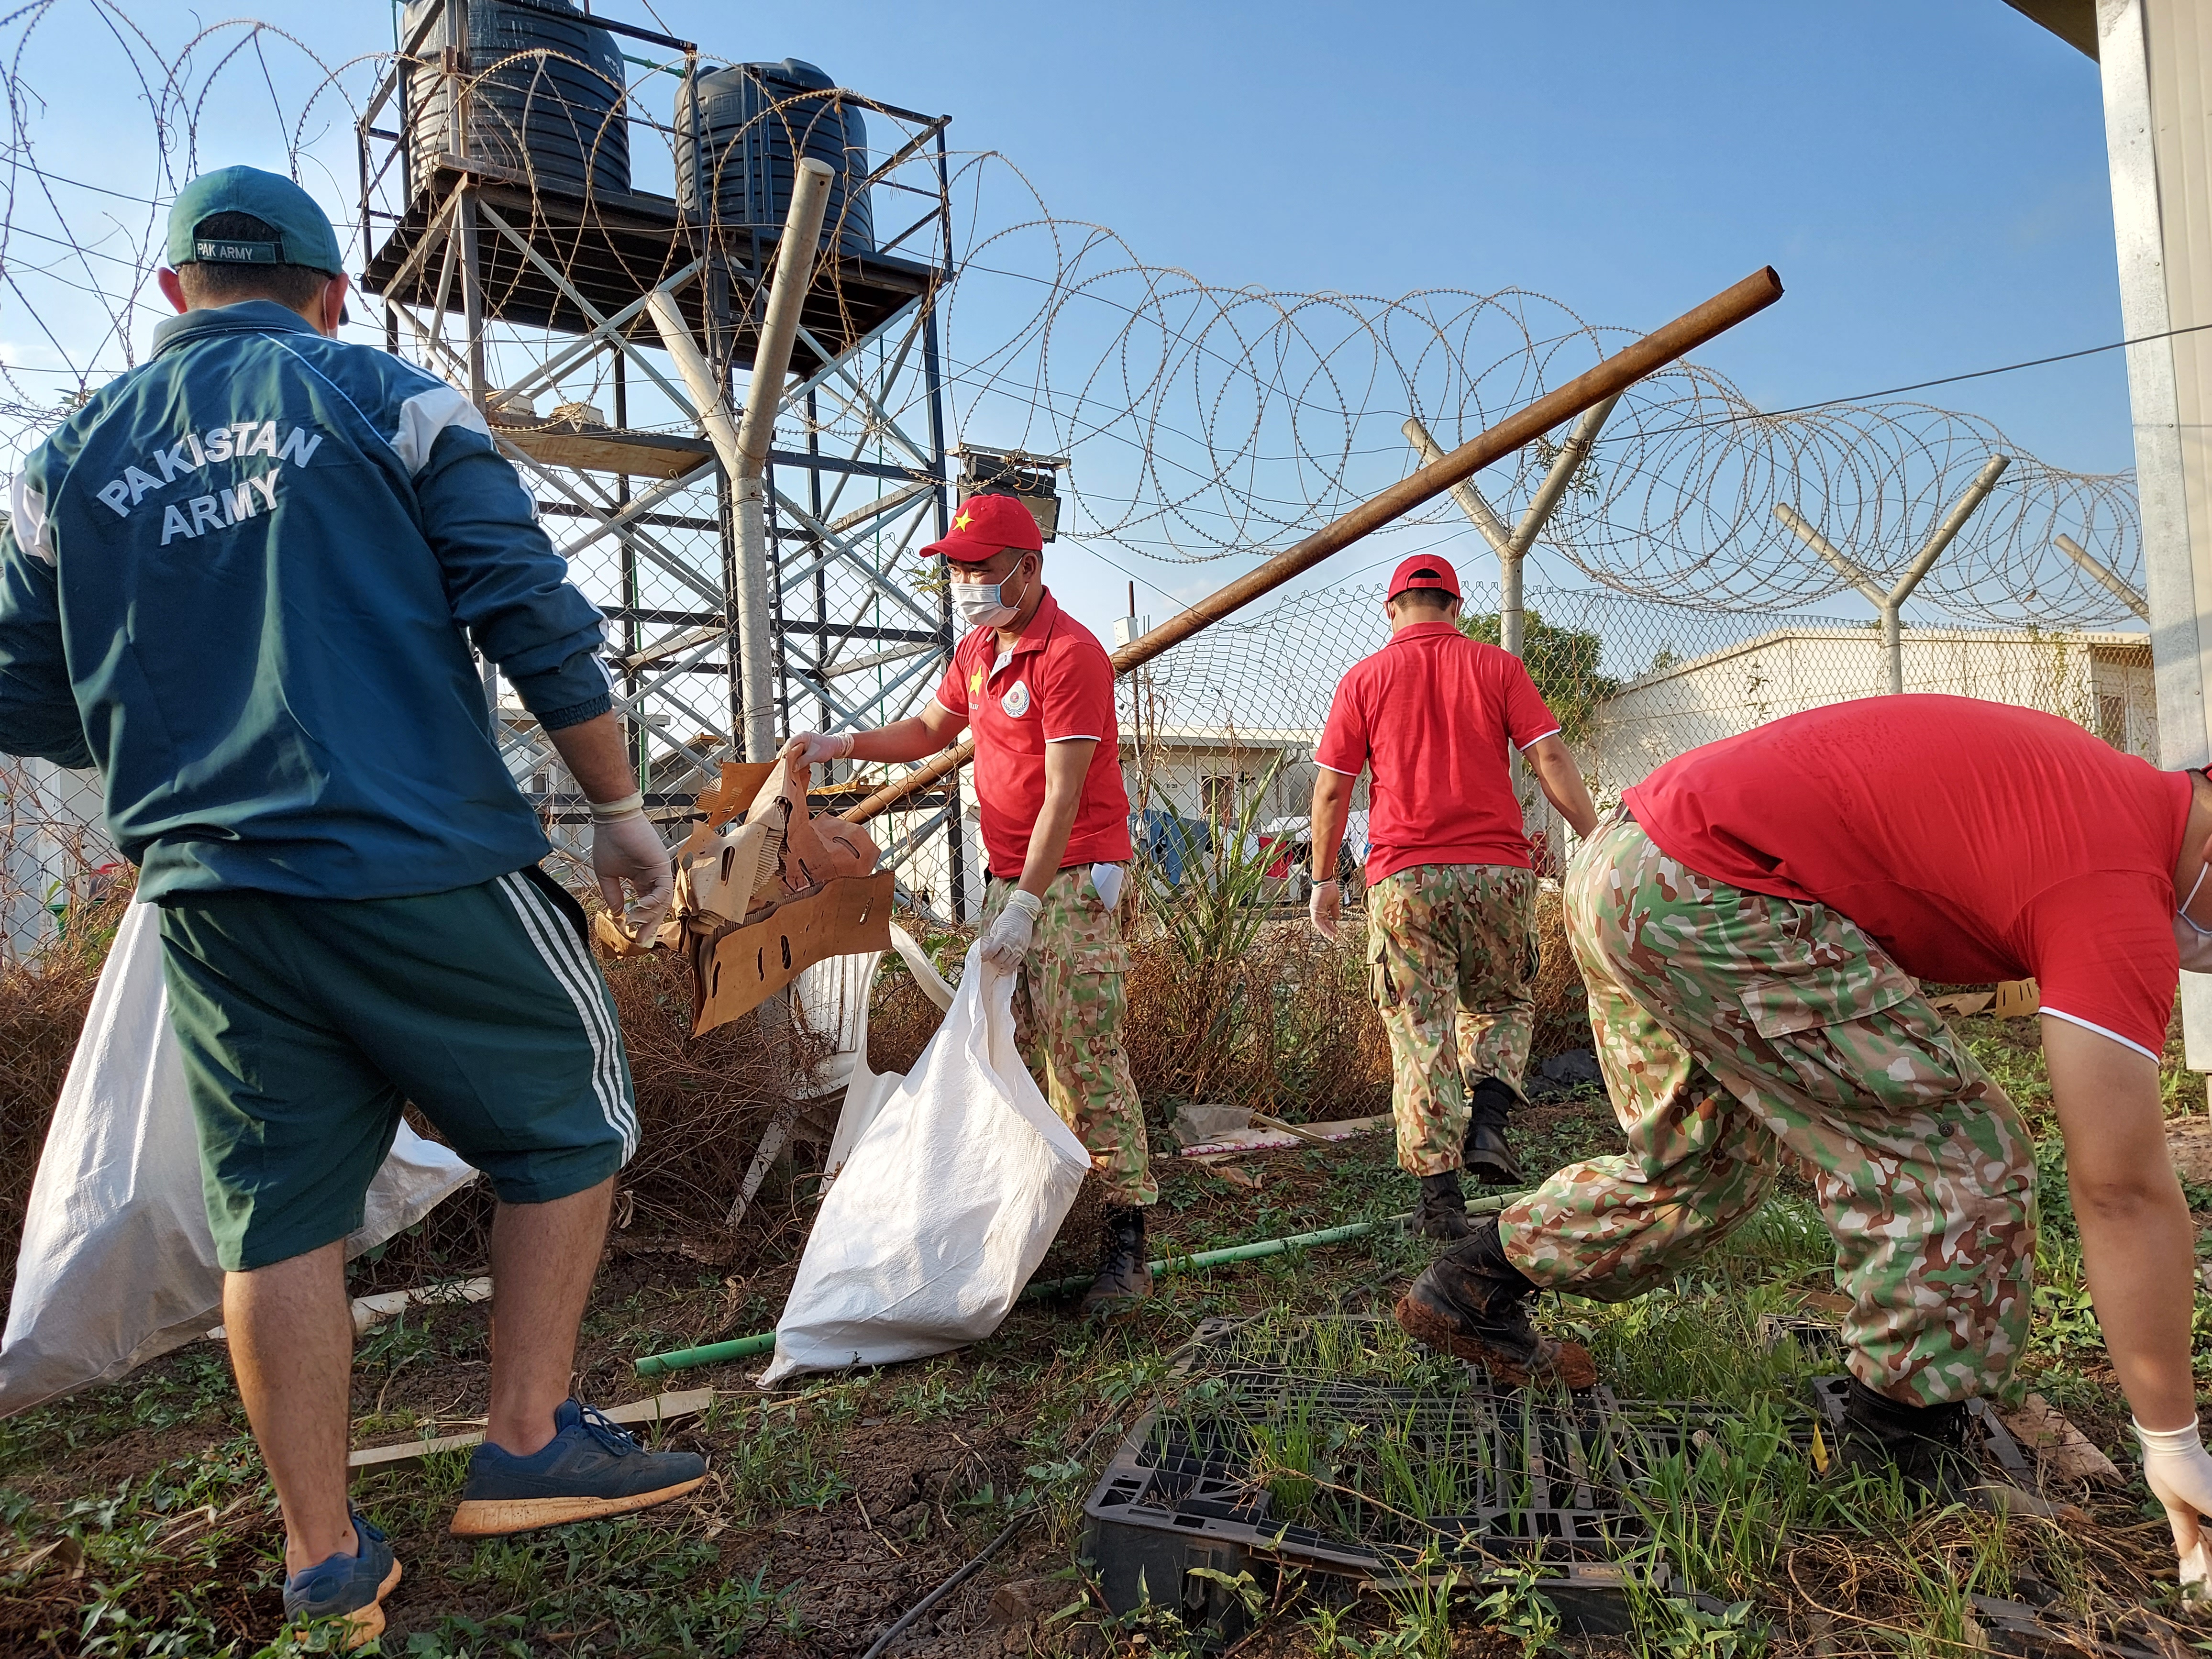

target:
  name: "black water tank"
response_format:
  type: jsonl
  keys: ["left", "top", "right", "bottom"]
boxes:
{"left": 675, "top": 59, "right": 873, "bottom": 257}
{"left": 402, "top": 0, "right": 629, "bottom": 198}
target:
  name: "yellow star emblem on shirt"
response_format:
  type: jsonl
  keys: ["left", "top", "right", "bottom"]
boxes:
{"left": 953, "top": 508, "right": 972, "bottom": 531}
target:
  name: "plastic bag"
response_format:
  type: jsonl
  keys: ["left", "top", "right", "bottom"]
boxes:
{"left": 760, "top": 944, "right": 1088, "bottom": 1385}
{"left": 0, "top": 902, "right": 478, "bottom": 1417}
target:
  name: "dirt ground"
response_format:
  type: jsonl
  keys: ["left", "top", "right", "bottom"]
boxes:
{"left": 0, "top": 1008, "right": 2202, "bottom": 1656}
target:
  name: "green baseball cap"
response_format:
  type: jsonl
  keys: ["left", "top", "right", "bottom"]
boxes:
{"left": 166, "top": 166, "right": 344, "bottom": 275}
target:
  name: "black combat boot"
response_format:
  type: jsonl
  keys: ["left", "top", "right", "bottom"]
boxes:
{"left": 1077, "top": 1205, "right": 1153, "bottom": 1318}
{"left": 1394, "top": 1218, "right": 1595, "bottom": 1388}
{"left": 1463, "top": 1077, "right": 1523, "bottom": 1186}
{"left": 1413, "top": 1171, "right": 1473, "bottom": 1240}
{"left": 1834, "top": 1376, "right": 1975, "bottom": 1500}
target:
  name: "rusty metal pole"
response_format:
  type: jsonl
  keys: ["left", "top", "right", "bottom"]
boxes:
{"left": 842, "top": 265, "right": 1784, "bottom": 825}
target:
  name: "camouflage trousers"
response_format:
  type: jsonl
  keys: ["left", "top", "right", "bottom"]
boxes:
{"left": 1368, "top": 863, "right": 1539, "bottom": 1177}
{"left": 982, "top": 867, "right": 1156, "bottom": 1206}
{"left": 1501, "top": 812, "right": 2035, "bottom": 1406}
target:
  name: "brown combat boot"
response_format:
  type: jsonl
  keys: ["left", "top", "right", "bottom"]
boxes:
{"left": 1394, "top": 1218, "right": 1595, "bottom": 1388}
{"left": 1077, "top": 1205, "right": 1152, "bottom": 1318}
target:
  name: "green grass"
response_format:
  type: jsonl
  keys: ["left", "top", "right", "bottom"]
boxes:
{"left": 0, "top": 1012, "right": 2189, "bottom": 1655}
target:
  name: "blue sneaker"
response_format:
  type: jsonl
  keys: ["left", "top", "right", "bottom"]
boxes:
{"left": 282, "top": 1507, "right": 401, "bottom": 1649}
{"left": 450, "top": 1399, "right": 708, "bottom": 1537}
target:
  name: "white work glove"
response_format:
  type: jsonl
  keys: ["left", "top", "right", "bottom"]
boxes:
{"left": 782, "top": 730, "right": 853, "bottom": 768}
{"left": 589, "top": 793, "right": 675, "bottom": 939}
{"left": 981, "top": 889, "right": 1043, "bottom": 973}
{"left": 1308, "top": 877, "right": 1341, "bottom": 941}
{"left": 2136, "top": 1419, "right": 2212, "bottom": 1599}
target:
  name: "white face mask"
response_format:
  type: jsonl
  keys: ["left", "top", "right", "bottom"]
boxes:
{"left": 2178, "top": 863, "right": 2212, "bottom": 973}
{"left": 951, "top": 560, "right": 1031, "bottom": 631}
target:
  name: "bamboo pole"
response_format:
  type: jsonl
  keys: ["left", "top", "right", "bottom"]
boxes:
{"left": 841, "top": 265, "right": 1784, "bottom": 825}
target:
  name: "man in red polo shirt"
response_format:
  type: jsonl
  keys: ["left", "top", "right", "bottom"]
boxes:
{"left": 1309, "top": 556, "right": 1599, "bottom": 1239}
{"left": 1397, "top": 697, "right": 2212, "bottom": 1572}
{"left": 783, "top": 493, "right": 1153, "bottom": 1316}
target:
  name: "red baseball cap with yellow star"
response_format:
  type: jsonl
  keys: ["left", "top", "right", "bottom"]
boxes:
{"left": 922, "top": 492, "right": 1044, "bottom": 563}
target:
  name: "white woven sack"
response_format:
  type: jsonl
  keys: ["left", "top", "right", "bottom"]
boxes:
{"left": 760, "top": 943, "right": 1087, "bottom": 1384}
{"left": 0, "top": 901, "right": 477, "bottom": 1416}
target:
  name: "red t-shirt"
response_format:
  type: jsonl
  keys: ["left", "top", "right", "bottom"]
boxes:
{"left": 1622, "top": 695, "right": 2190, "bottom": 1060}
{"left": 1315, "top": 621, "right": 1562, "bottom": 883}
{"left": 931, "top": 590, "right": 1132, "bottom": 876}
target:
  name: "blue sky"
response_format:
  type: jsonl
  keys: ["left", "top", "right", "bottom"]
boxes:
{"left": 694, "top": 0, "right": 2130, "bottom": 627}
{"left": 743, "top": 0, "right": 2124, "bottom": 466}
{"left": 0, "top": 2, "right": 2129, "bottom": 638}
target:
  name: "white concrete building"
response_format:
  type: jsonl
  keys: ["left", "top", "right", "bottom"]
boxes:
{"left": 1118, "top": 725, "right": 1334, "bottom": 826}
{"left": 1582, "top": 624, "right": 2157, "bottom": 801}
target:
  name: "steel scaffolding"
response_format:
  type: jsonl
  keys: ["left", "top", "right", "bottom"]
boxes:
{"left": 354, "top": 0, "right": 968, "bottom": 911}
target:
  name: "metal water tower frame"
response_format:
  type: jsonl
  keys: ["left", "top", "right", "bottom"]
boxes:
{"left": 353, "top": 0, "right": 971, "bottom": 913}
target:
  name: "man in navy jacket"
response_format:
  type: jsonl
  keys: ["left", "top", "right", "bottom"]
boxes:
{"left": 0, "top": 167, "right": 702, "bottom": 1646}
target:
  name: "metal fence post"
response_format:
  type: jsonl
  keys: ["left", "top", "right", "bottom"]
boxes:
{"left": 648, "top": 159, "right": 833, "bottom": 762}
{"left": 1774, "top": 454, "right": 2010, "bottom": 694}
{"left": 2056, "top": 532, "right": 2151, "bottom": 620}
{"left": 1403, "top": 393, "right": 1620, "bottom": 659}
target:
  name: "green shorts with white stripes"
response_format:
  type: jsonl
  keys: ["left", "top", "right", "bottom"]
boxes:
{"left": 156, "top": 865, "right": 635, "bottom": 1272}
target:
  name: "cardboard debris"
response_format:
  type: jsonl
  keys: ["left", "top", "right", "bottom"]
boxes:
{"left": 1998, "top": 1392, "right": 2122, "bottom": 1484}
{"left": 1927, "top": 991, "right": 1994, "bottom": 1019}
{"left": 1204, "top": 1163, "right": 1265, "bottom": 1190}
{"left": 692, "top": 871, "right": 894, "bottom": 1035}
{"left": 693, "top": 761, "right": 780, "bottom": 830}
{"left": 347, "top": 1387, "right": 714, "bottom": 1475}
{"left": 593, "top": 907, "right": 666, "bottom": 959}
{"left": 1993, "top": 978, "right": 2041, "bottom": 1020}
{"left": 606, "top": 752, "right": 893, "bottom": 1031}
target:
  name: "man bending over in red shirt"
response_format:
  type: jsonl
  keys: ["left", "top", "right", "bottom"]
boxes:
{"left": 1399, "top": 695, "right": 2212, "bottom": 1585}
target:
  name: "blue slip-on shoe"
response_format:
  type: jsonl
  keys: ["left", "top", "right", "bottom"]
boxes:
{"left": 282, "top": 1507, "right": 401, "bottom": 1650}
{"left": 450, "top": 1398, "right": 708, "bottom": 1537}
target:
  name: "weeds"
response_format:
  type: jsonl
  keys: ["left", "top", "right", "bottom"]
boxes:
{"left": 1625, "top": 1406, "right": 1825, "bottom": 1601}
{"left": 1623, "top": 1585, "right": 1758, "bottom": 1659}
{"left": 1471, "top": 1560, "right": 1561, "bottom": 1658}
{"left": 0, "top": 999, "right": 2186, "bottom": 1655}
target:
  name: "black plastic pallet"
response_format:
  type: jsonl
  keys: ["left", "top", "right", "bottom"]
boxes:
{"left": 1083, "top": 1320, "right": 1727, "bottom": 1643}
{"left": 1969, "top": 1595, "right": 2178, "bottom": 1659}
{"left": 1084, "top": 1316, "right": 2092, "bottom": 1649}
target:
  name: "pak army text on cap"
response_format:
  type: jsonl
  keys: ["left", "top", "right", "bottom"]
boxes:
{"left": 165, "top": 166, "right": 345, "bottom": 276}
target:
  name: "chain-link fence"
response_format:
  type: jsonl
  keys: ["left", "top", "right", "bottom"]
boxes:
{"left": 2, "top": 575, "right": 2157, "bottom": 972}
{"left": 0, "top": 570, "right": 2162, "bottom": 1268}
{"left": 1106, "top": 579, "right": 2156, "bottom": 901}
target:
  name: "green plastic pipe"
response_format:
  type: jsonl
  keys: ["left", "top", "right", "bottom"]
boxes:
{"left": 631, "top": 1190, "right": 1528, "bottom": 1377}
{"left": 637, "top": 1328, "right": 779, "bottom": 1373}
